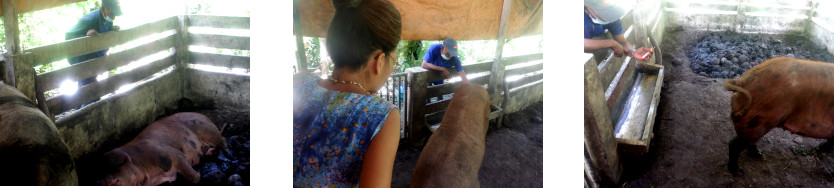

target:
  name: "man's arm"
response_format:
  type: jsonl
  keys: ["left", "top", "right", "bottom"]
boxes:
{"left": 584, "top": 38, "right": 624, "bottom": 57}
{"left": 422, "top": 60, "right": 451, "bottom": 78}
{"left": 458, "top": 70, "right": 470, "bottom": 84}
{"left": 613, "top": 34, "right": 634, "bottom": 57}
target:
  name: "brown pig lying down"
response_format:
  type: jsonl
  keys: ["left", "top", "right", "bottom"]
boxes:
{"left": 0, "top": 82, "right": 78, "bottom": 185}
{"left": 100, "top": 112, "right": 226, "bottom": 185}
{"left": 411, "top": 83, "right": 490, "bottom": 188}
{"left": 726, "top": 57, "right": 834, "bottom": 176}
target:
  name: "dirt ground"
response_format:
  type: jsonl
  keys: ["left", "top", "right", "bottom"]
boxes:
{"left": 391, "top": 101, "right": 544, "bottom": 187}
{"left": 619, "top": 29, "right": 834, "bottom": 187}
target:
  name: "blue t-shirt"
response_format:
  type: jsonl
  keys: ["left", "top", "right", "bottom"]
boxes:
{"left": 66, "top": 9, "right": 112, "bottom": 64}
{"left": 423, "top": 43, "right": 463, "bottom": 85}
{"left": 584, "top": 12, "right": 624, "bottom": 39}
{"left": 292, "top": 72, "right": 398, "bottom": 187}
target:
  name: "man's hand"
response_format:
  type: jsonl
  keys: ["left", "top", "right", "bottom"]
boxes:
{"left": 441, "top": 69, "right": 451, "bottom": 79}
{"left": 86, "top": 29, "right": 99, "bottom": 36}
{"left": 609, "top": 40, "right": 625, "bottom": 57}
{"left": 112, "top": 25, "right": 120, "bottom": 31}
{"left": 632, "top": 47, "right": 654, "bottom": 60}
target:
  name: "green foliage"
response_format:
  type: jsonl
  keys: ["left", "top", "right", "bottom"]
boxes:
{"left": 304, "top": 37, "right": 321, "bottom": 69}
{"left": 396, "top": 40, "right": 426, "bottom": 72}
{"left": 189, "top": 1, "right": 212, "bottom": 14}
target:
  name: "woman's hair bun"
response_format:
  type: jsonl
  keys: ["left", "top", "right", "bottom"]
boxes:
{"left": 332, "top": 0, "right": 364, "bottom": 10}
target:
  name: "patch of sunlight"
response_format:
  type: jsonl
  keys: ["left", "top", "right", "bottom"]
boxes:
{"left": 59, "top": 80, "right": 78, "bottom": 96}
{"left": 188, "top": 27, "right": 250, "bottom": 37}
{"left": 189, "top": 64, "right": 249, "bottom": 76}
{"left": 506, "top": 60, "right": 543, "bottom": 70}
{"left": 502, "top": 35, "right": 543, "bottom": 57}
{"left": 114, "top": 83, "right": 137, "bottom": 94}
{"left": 189, "top": 45, "right": 250, "bottom": 56}
{"left": 506, "top": 70, "right": 543, "bottom": 82}
{"left": 447, "top": 71, "right": 490, "bottom": 83}
{"left": 114, "top": 50, "right": 174, "bottom": 75}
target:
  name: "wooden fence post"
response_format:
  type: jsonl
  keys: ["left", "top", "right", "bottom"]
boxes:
{"left": 176, "top": 15, "right": 190, "bottom": 99}
{"left": 2, "top": 0, "right": 19, "bottom": 86}
{"left": 407, "top": 68, "right": 428, "bottom": 146}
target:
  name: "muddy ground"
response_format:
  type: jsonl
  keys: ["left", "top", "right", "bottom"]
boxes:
{"left": 391, "top": 101, "right": 544, "bottom": 187}
{"left": 620, "top": 29, "right": 834, "bottom": 187}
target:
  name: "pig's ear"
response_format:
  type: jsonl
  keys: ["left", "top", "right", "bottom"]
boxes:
{"left": 106, "top": 151, "right": 130, "bottom": 166}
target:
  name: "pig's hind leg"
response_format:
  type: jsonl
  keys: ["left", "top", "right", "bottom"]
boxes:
{"left": 176, "top": 156, "right": 200, "bottom": 184}
{"left": 728, "top": 116, "right": 776, "bottom": 176}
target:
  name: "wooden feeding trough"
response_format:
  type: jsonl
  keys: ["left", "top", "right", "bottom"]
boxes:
{"left": 584, "top": 0, "right": 664, "bottom": 186}
{"left": 0, "top": 4, "right": 249, "bottom": 183}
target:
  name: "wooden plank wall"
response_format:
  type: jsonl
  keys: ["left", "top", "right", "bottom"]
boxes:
{"left": 184, "top": 15, "right": 251, "bottom": 110}
{"left": 664, "top": 0, "right": 812, "bottom": 34}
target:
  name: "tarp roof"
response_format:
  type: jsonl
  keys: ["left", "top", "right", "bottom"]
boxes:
{"left": 296, "top": 0, "right": 542, "bottom": 41}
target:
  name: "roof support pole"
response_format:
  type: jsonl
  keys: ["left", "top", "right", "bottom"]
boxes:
{"left": 2, "top": 0, "right": 19, "bottom": 86}
{"left": 489, "top": 0, "right": 512, "bottom": 127}
{"left": 293, "top": 0, "right": 308, "bottom": 73}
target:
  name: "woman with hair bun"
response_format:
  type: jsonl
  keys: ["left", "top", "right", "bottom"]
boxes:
{"left": 293, "top": 0, "right": 402, "bottom": 187}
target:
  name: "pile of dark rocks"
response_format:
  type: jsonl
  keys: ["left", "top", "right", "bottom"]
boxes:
{"left": 687, "top": 32, "right": 834, "bottom": 78}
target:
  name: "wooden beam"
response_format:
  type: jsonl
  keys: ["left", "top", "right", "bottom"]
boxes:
{"left": 187, "top": 15, "right": 250, "bottom": 30}
{"left": 293, "top": 0, "right": 308, "bottom": 73}
{"left": 23, "top": 16, "right": 177, "bottom": 67}
{"left": 188, "top": 33, "right": 250, "bottom": 50}
{"left": 37, "top": 35, "right": 175, "bottom": 91}
{"left": 505, "top": 62, "right": 543, "bottom": 77}
{"left": 0, "top": 0, "right": 86, "bottom": 15}
{"left": 3, "top": 0, "right": 19, "bottom": 54}
{"left": 507, "top": 73, "right": 542, "bottom": 89}
{"left": 46, "top": 53, "right": 176, "bottom": 114}
{"left": 584, "top": 54, "right": 622, "bottom": 183}
{"left": 407, "top": 68, "right": 427, "bottom": 146}
{"left": 488, "top": 0, "right": 513, "bottom": 108}
{"left": 189, "top": 51, "right": 250, "bottom": 69}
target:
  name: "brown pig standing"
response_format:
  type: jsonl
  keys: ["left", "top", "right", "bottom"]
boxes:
{"left": 100, "top": 112, "right": 226, "bottom": 185}
{"left": 411, "top": 83, "right": 490, "bottom": 188}
{"left": 726, "top": 57, "right": 834, "bottom": 176}
{"left": 0, "top": 82, "right": 78, "bottom": 185}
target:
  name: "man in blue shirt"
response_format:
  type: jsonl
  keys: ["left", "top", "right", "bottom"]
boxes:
{"left": 422, "top": 38, "right": 470, "bottom": 85}
{"left": 584, "top": 0, "right": 652, "bottom": 59}
{"left": 66, "top": 0, "right": 123, "bottom": 87}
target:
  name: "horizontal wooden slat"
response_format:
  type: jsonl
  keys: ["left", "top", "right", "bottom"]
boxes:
{"left": 187, "top": 15, "right": 250, "bottom": 29}
{"left": 23, "top": 16, "right": 177, "bottom": 66}
{"left": 506, "top": 81, "right": 542, "bottom": 114}
{"left": 426, "top": 74, "right": 489, "bottom": 98}
{"left": 506, "top": 62, "right": 542, "bottom": 76}
{"left": 508, "top": 73, "right": 543, "bottom": 89}
{"left": 463, "top": 61, "right": 494, "bottom": 73}
{"left": 189, "top": 51, "right": 250, "bottom": 69}
{"left": 502, "top": 53, "right": 543, "bottom": 66}
{"left": 46, "top": 52, "right": 176, "bottom": 114}
{"left": 425, "top": 109, "right": 445, "bottom": 124}
{"left": 38, "top": 35, "right": 176, "bottom": 91}
{"left": 425, "top": 62, "right": 493, "bottom": 82}
{"left": 189, "top": 33, "right": 250, "bottom": 50}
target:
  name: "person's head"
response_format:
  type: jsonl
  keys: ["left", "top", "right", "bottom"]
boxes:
{"left": 326, "top": 0, "right": 402, "bottom": 91}
{"left": 584, "top": 0, "right": 632, "bottom": 25}
{"left": 101, "top": 0, "right": 123, "bottom": 22}
{"left": 441, "top": 38, "right": 459, "bottom": 59}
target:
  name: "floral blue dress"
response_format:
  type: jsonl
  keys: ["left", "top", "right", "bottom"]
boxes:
{"left": 293, "top": 73, "right": 397, "bottom": 187}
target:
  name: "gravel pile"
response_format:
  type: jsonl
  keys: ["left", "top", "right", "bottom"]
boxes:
{"left": 687, "top": 32, "right": 834, "bottom": 78}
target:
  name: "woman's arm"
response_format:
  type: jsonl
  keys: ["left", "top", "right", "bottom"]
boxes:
{"left": 359, "top": 108, "right": 401, "bottom": 187}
